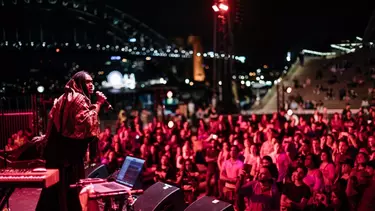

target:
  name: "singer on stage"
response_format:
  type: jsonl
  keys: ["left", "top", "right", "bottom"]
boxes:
{"left": 36, "top": 71, "right": 107, "bottom": 211}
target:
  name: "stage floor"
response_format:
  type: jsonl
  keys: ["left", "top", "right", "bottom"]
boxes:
{"left": 8, "top": 188, "right": 41, "bottom": 211}
{"left": 8, "top": 188, "right": 109, "bottom": 211}
{"left": 7, "top": 188, "right": 208, "bottom": 211}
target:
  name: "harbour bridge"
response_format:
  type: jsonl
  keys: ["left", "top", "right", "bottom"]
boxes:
{"left": 0, "top": 0, "right": 247, "bottom": 143}
{"left": 0, "top": 0, "right": 246, "bottom": 89}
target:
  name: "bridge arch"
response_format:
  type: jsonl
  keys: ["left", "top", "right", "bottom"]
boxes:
{"left": 0, "top": 0, "right": 171, "bottom": 49}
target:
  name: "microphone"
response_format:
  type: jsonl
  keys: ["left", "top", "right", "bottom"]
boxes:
{"left": 95, "top": 91, "right": 113, "bottom": 110}
{"left": 103, "top": 100, "right": 113, "bottom": 111}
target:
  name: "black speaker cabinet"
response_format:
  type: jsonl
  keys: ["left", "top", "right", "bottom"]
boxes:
{"left": 185, "top": 196, "right": 234, "bottom": 211}
{"left": 133, "top": 182, "right": 186, "bottom": 211}
{"left": 85, "top": 164, "right": 109, "bottom": 178}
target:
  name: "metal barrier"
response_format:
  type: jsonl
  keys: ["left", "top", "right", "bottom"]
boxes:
{"left": 0, "top": 95, "right": 37, "bottom": 148}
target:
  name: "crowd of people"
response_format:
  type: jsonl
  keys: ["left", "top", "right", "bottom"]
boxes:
{"left": 5, "top": 129, "right": 33, "bottom": 152}
{"left": 285, "top": 49, "right": 375, "bottom": 110}
{"left": 82, "top": 104, "right": 375, "bottom": 211}
{"left": 5, "top": 101, "right": 375, "bottom": 211}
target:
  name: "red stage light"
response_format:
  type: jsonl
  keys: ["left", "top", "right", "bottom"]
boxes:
{"left": 219, "top": 3, "right": 229, "bottom": 11}
{"left": 212, "top": 5, "right": 219, "bottom": 12}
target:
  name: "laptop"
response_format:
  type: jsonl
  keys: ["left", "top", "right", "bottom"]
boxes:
{"left": 91, "top": 156, "right": 145, "bottom": 194}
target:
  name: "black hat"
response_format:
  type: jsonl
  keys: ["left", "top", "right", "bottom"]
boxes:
{"left": 296, "top": 154, "right": 305, "bottom": 160}
{"left": 340, "top": 158, "right": 354, "bottom": 167}
{"left": 366, "top": 160, "right": 375, "bottom": 169}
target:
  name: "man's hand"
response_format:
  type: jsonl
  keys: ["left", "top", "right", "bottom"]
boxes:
{"left": 238, "top": 169, "right": 246, "bottom": 178}
{"left": 95, "top": 91, "right": 107, "bottom": 104}
{"left": 281, "top": 201, "right": 291, "bottom": 208}
{"left": 281, "top": 197, "right": 292, "bottom": 208}
{"left": 79, "top": 184, "right": 96, "bottom": 211}
{"left": 31, "top": 135, "right": 46, "bottom": 143}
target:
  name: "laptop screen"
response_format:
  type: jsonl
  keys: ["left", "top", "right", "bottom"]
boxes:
{"left": 116, "top": 156, "right": 145, "bottom": 187}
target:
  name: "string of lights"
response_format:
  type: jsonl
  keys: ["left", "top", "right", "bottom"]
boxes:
{"left": 0, "top": 41, "right": 247, "bottom": 63}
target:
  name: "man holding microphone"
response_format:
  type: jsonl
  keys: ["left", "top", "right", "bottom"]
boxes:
{"left": 36, "top": 71, "right": 108, "bottom": 211}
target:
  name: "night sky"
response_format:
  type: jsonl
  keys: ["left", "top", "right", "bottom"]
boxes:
{"left": 111, "top": 0, "right": 375, "bottom": 67}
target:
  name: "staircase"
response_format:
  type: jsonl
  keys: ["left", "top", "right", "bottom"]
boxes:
{"left": 253, "top": 48, "right": 375, "bottom": 111}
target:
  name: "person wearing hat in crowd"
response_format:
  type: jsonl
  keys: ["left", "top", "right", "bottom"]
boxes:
{"left": 357, "top": 160, "right": 375, "bottom": 211}
{"left": 345, "top": 162, "right": 373, "bottom": 211}
{"left": 364, "top": 159, "right": 375, "bottom": 179}
{"left": 335, "top": 158, "right": 354, "bottom": 191}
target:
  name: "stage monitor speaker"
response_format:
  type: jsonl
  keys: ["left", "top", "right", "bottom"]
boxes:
{"left": 185, "top": 196, "right": 234, "bottom": 211}
{"left": 133, "top": 182, "right": 185, "bottom": 211}
{"left": 85, "top": 164, "right": 109, "bottom": 178}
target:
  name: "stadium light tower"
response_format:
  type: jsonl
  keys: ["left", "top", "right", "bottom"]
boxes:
{"left": 212, "top": 0, "right": 238, "bottom": 113}
{"left": 276, "top": 81, "right": 286, "bottom": 112}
